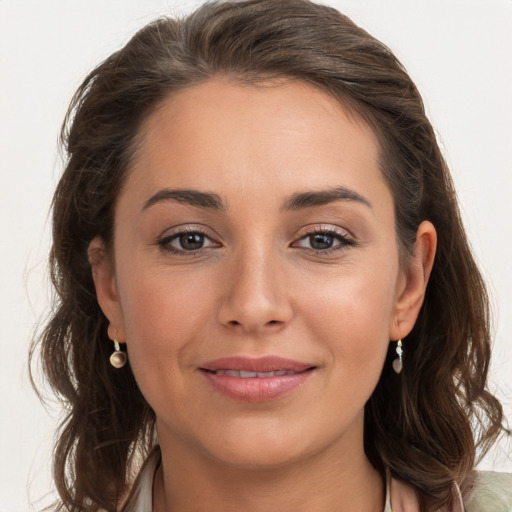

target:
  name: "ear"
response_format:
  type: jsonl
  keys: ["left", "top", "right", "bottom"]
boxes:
{"left": 88, "top": 236, "right": 126, "bottom": 342}
{"left": 389, "top": 221, "right": 437, "bottom": 340}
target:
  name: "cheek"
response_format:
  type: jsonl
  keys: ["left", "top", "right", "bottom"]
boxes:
{"left": 299, "top": 259, "right": 398, "bottom": 375}
{"left": 117, "top": 266, "right": 219, "bottom": 380}
{"left": 299, "top": 279, "right": 393, "bottom": 422}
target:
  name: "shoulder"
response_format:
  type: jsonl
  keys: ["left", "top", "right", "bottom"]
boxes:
{"left": 464, "top": 471, "right": 512, "bottom": 512}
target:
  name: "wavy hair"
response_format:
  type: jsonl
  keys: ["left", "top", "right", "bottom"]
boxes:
{"left": 31, "top": 1, "right": 504, "bottom": 510}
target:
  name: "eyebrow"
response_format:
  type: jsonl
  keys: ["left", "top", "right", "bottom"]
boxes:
{"left": 142, "top": 188, "right": 225, "bottom": 211}
{"left": 282, "top": 186, "right": 372, "bottom": 211}
{"left": 142, "top": 186, "right": 371, "bottom": 213}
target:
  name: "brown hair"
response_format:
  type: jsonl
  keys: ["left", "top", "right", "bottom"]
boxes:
{"left": 31, "top": 1, "right": 505, "bottom": 510}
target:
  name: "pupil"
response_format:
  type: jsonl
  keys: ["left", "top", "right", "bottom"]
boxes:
{"left": 180, "top": 233, "right": 204, "bottom": 250}
{"left": 310, "top": 233, "right": 333, "bottom": 250}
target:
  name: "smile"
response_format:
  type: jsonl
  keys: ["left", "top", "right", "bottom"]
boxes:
{"left": 207, "top": 369, "right": 298, "bottom": 378}
{"left": 199, "top": 356, "right": 316, "bottom": 402}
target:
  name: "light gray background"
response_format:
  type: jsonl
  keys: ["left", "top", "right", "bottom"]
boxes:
{"left": 1, "top": 1, "right": 511, "bottom": 510}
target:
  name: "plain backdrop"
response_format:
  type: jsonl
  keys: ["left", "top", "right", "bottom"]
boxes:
{"left": 1, "top": 1, "right": 511, "bottom": 510}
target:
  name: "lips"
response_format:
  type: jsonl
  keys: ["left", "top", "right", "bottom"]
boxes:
{"left": 199, "top": 356, "right": 315, "bottom": 402}
{"left": 209, "top": 369, "right": 298, "bottom": 378}
{"left": 201, "top": 356, "right": 313, "bottom": 373}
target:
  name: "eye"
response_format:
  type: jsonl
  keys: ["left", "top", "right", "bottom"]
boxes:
{"left": 158, "top": 228, "right": 220, "bottom": 254}
{"left": 293, "top": 228, "right": 355, "bottom": 253}
{"left": 175, "top": 232, "right": 207, "bottom": 251}
{"left": 306, "top": 232, "right": 337, "bottom": 250}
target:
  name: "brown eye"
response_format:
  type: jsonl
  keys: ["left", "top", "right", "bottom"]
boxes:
{"left": 309, "top": 233, "right": 335, "bottom": 250}
{"left": 178, "top": 232, "right": 205, "bottom": 250}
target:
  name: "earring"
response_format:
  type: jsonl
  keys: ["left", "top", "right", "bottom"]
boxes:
{"left": 110, "top": 339, "right": 127, "bottom": 368}
{"left": 392, "top": 339, "right": 403, "bottom": 374}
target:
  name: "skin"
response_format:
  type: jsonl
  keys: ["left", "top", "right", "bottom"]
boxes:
{"left": 89, "top": 79, "right": 436, "bottom": 512}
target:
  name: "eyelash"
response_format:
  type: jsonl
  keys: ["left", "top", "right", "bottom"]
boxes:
{"left": 156, "top": 226, "right": 356, "bottom": 256}
{"left": 292, "top": 227, "right": 356, "bottom": 255}
{"left": 157, "top": 226, "right": 219, "bottom": 255}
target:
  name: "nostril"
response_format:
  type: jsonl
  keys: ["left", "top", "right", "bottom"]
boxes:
{"left": 227, "top": 319, "right": 279, "bottom": 327}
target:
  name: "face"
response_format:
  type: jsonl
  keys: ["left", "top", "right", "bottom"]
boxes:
{"left": 92, "top": 79, "right": 434, "bottom": 470}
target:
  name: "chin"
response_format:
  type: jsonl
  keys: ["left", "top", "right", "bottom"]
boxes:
{"left": 196, "top": 420, "right": 336, "bottom": 472}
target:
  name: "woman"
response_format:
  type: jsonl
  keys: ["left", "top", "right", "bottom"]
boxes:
{"left": 32, "top": 1, "right": 511, "bottom": 511}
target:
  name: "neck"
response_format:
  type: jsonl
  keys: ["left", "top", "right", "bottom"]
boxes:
{"left": 153, "top": 418, "right": 384, "bottom": 512}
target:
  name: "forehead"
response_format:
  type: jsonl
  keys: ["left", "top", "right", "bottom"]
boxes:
{"left": 123, "top": 79, "right": 388, "bottom": 210}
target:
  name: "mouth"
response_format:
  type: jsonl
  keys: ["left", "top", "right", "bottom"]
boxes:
{"left": 199, "top": 356, "right": 316, "bottom": 402}
{"left": 204, "top": 369, "right": 302, "bottom": 378}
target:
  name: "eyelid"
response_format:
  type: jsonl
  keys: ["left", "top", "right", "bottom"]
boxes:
{"left": 154, "top": 223, "right": 355, "bottom": 256}
{"left": 157, "top": 223, "right": 215, "bottom": 239}
{"left": 156, "top": 224, "right": 222, "bottom": 254}
{"left": 291, "top": 224, "right": 356, "bottom": 253}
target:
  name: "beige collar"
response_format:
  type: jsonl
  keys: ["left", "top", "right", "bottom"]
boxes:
{"left": 385, "top": 468, "right": 465, "bottom": 512}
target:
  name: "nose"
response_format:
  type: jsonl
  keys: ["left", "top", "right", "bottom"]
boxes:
{"left": 217, "top": 245, "right": 293, "bottom": 334}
